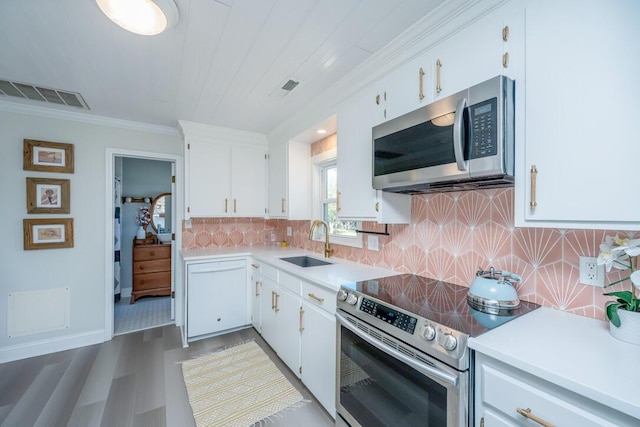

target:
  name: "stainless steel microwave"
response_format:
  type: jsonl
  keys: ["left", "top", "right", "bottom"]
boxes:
{"left": 372, "top": 75, "right": 515, "bottom": 194}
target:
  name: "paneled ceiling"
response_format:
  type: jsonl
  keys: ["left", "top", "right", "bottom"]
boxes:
{"left": 0, "top": 0, "right": 447, "bottom": 134}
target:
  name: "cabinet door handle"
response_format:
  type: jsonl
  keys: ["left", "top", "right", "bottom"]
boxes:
{"left": 274, "top": 292, "right": 280, "bottom": 313}
{"left": 255, "top": 281, "right": 260, "bottom": 297}
{"left": 299, "top": 307, "right": 304, "bottom": 332}
{"left": 530, "top": 165, "right": 538, "bottom": 210}
{"left": 281, "top": 198, "right": 286, "bottom": 213}
{"left": 308, "top": 293, "right": 324, "bottom": 303}
{"left": 375, "top": 202, "right": 380, "bottom": 212}
{"left": 251, "top": 263, "right": 259, "bottom": 269}
{"left": 233, "top": 198, "right": 237, "bottom": 213}
{"left": 502, "top": 52, "right": 509, "bottom": 68}
{"left": 516, "top": 408, "right": 554, "bottom": 427}
{"left": 418, "top": 67, "right": 425, "bottom": 100}
{"left": 502, "top": 25, "right": 510, "bottom": 42}
{"left": 436, "top": 59, "right": 442, "bottom": 93}
{"left": 224, "top": 198, "right": 228, "bottom": 213}
{"left": 337, "top": 191, "right": 341, "bottom": 212}
{"left": 271, "top": 291, "right": 276, "bottom": 310}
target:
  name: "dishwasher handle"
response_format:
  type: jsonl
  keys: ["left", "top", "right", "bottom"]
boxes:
{"left": 188, "top": 260, "right": 246, "bottom": 274}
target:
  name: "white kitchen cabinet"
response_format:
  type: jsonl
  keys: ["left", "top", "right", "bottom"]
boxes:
{"left": 430, "top": 10, "right": 505, "bottom": 102}
{"left": 337, "top": 89, "right": 411, "bottom": 223}
{"left": 474, "top": 352, "right": 637, "bottom": 427}
{"left": 186, "top": 259, "right": 248, "bottom": 340}
{"left": 249, "top": 260, "right": 262, "bottom": 332}
{"left": 267, "top": 139, "right": 311, "bottom": 219}
{"left": 260, "top": 278, "right": 301, "bottom": 376}
{"left": 300, "top": 282, "right": 337, "bottom": 416}
{"left": 515, "top": 0, "right": 640, "bottom": 229}
{"left": 179, "top": 120, "right": 268, "bottom": 219}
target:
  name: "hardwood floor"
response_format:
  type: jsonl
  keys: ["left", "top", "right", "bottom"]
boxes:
{"left": 0, "top": 326, "right": 334, "bottom": 427}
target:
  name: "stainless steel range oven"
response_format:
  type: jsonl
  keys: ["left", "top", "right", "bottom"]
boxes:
{"left": 335, "top": 274, "right": 538, "bottom": 427}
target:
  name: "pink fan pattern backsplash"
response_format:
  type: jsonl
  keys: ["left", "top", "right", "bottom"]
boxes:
{"left": 182, "top": 188, "right": 636, "bottom": 321}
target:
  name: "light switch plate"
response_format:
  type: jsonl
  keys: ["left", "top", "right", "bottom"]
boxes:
{"left": 287, "top": 226, "right": 292, "bottom": 237}
{"left": 368, "top": 235, "right": 379, "bottom": 251}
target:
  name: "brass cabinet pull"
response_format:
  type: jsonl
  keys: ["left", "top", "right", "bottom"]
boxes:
{"left": 419, "top": 67, "right": 425, "bottom": 100}
{"left": 233, "top": 198, "right": 237, "bottom": 213}
{"left": 375, "top": 202, "right": 380, "bottom": 212}
{"left": 530, "top": 165, "right": 538, "bottom": 210}
{"left": 299, "top": 307, "right": 304, "bottom": 332}
{"left": 337, "top": 191, "right": 341, "bottom": 212}
{"left": 436, "top": 59, "right": 442, "bottom": 93}
{"left": 271, "top": 291, "right": 276, "bottom": 310}
{"left": 502, "top": 25, "right": 510, "bottom": 41}
{"left": 281, "top": 198, "right": 286, "bottom": 213}
{"left": 274, "top": 292, "right": 280, "bottom": 312}
{"left": 375, "top": 94, "right": 380, "bottom": 105}
{"left": 516, "top": 408, "right": 554, "bottom": 427}
{"left": 308, "top": 293, "right": 324, "bottom": 303}
{"left": 224, "top": 198, "right": 228, "bottom": 213}
{"left": 255, "top": 281, "right": 260, "bottom": 297}
{"left": 251, "top": 263, "right": 259, "bottom": 269}
{"left": 503, "top": 52, "right": 509, "bottom": 68}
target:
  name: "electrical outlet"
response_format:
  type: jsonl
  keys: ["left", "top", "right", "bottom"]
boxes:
{"left": 184, "top": 219, "right": 192, "bottom": 229}
{"left": 579, "top": 256, "right": 604, "bottom": 287}
{"left": 287, "top": 226, "right": 292, "bottom": 237}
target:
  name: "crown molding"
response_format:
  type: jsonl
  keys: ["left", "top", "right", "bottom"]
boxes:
{"left": 178, "top": 120, "right": 268, "bottom": 147}
{"left": 0, "top": 100, "right": 179, "bottom": 136}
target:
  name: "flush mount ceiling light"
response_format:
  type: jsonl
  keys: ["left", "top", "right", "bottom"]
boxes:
{"left": 317, "top": 129, "right": 327, "bottom": 134}
{"left": 96, "top": 0, "right": 179, "bottom": 35}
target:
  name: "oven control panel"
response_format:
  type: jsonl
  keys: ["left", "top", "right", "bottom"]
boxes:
{"left": 360, "top": 298, "right": 417, "bottom": 334}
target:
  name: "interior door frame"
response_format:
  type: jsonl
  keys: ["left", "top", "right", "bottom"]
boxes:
{"left": 104, "top": 148, "right": 183, "bottom": 341}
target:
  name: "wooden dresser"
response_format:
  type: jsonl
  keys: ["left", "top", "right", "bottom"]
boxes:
{"left": 131, "top": 235, "right": 171, "bottom": 304}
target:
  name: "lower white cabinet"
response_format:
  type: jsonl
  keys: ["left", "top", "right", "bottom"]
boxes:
{"left": 474, "top": 352, "right": 638, "bottom": 427}
{"left": 301, "top": 299, "right": 336, "bottom": 416}
{"left": 253, "top": 262, "right": 338, "bottom": 416}
{"left": 260, "top": 277, "right": 301, "bottom": 376}
{"left": 186, "top": 259, "right": 248, "bottom": 340}
{"left": 249, "top": 260, "right": 262, "bottom": 332}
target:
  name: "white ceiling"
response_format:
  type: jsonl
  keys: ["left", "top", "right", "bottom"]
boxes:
{"left": 0, "top": 0, "right": 446, "bottom": 135}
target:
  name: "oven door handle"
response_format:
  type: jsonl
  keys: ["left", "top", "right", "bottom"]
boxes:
{"left": 336, "top": 313, "right": 458, "bottom": 387}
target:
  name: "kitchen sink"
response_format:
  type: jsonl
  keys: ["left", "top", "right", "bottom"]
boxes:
{"left": 280, "top": 256, "right": 333, "bottom": 268}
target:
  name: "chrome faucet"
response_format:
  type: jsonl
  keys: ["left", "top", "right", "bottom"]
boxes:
{"left": 309, "top": 220, "right": 334, "bottom": 258}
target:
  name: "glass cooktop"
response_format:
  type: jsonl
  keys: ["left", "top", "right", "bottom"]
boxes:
{"left": 343, "top": 274, "right": 539, "bottom": 337}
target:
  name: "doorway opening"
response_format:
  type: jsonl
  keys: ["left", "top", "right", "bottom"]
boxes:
{"left": 105, "top": 148, "right": 182, "bottom": 341}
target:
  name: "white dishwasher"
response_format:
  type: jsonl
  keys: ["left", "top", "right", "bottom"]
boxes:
{"left": 187, "top": 259, "right": 247, "bottom": 340}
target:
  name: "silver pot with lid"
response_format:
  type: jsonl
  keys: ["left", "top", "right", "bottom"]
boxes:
{"left": 467, "top": 267, "right": 521, "bottom": 315}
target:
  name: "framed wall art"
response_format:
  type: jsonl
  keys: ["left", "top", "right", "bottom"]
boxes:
{"left": 23, "top": 218, "right": 74, "bottom": 250}
{"left": 26, "top": 177, "right": 70, "bottom": 214}
{"left": 23, "top": 139, "right": 74, "bottom": 173}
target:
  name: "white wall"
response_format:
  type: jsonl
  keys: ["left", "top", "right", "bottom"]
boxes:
{"left": 0, "top": 106, "right": 181, "bottom": 361}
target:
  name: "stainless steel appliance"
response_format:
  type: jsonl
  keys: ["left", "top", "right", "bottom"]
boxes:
{"left": 335, "top": 274, "right": 538, "bottom": 427}
{"left": 372, "top": 75, "right": 515, "bottom": 194}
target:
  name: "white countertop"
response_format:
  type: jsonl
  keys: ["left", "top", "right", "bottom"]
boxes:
{"left": 181, "top": 245, "right": 399, "bottom": 291}
{"left": 469, "top": 306, "right": 640, "bottom": 419}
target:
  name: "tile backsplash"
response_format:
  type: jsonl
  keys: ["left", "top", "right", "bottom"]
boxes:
{"left": 182, "top": 188, "right": 634, "bottom": 321}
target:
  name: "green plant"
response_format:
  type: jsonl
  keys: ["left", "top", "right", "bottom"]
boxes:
{"left": 597, "top": 234, "right": 640, "bottom": 327}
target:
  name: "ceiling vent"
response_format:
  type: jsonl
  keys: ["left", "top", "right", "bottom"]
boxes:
{"left": 0, "top": 79, "right": 89, "bottom": 110}
{"left": 269, "top": 77, "right": 302, "bottom": 99}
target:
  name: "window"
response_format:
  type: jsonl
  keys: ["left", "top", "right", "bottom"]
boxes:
{"left": 314, "top": 157, "right": 362, "bottom": 248}
{"left": 321, "top": 162, "right": 357, "bottom": 237}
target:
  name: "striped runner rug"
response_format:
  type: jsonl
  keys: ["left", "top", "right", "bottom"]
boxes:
{"left": 181, "top": 341, "right": 305, "bottom": 427}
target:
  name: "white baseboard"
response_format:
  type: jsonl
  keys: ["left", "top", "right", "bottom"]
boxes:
{"left": 0, "top": 329, "right": 104, "bottom": 363}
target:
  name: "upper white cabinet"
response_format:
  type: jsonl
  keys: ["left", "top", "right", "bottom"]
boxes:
{"left": 515, "top": 0, "right": 640, "bottom": 230}
{"left": 179, "top": 121, "right": 267, "bottom": 218}
{"left": 337, "top": 89, "right": 411, "bottom": 223}
{"left": 267, "top": 140, "right": 311, "bottom": 219}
